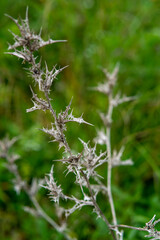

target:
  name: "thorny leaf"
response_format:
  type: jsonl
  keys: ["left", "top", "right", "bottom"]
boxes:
{"left": 94, "top": 129, "right": 107, "bottom": 145}
{"left": 90, "top": 183, "right": 108, "bottom": 197}
{"left": 5, "top": 51, "right": 26, "bottom": 60}
{"left": 41, "top": 165, "right": 64, "bottom": 204}
{"left": 111, "top": 146, "right": 133, "bottom": 167}
{"left": 91, "top": 81, "right": 111, "bottom": 95}
{"left": 103, "top": 64, "right": 119, "bottom": 85}
{"left": 54, "top": 153, "right": 82, "bottom": 167}
{"left": 27, "top": 87, "right": 50, "bottom": 112}
{"left": 0, "top": 136, "right": 27, "bottom": 195}
{"left": 110, "top": 93, "right": 137, "bottom": 107}
{"left": 0, "top": 136, "right": 18, "bottom": 153}
{"left": 58, "top": 99, "right": 93, "bottom": 127}
{"left": 67, "top": 111, "right": 92, "bottom": 125}
{"left": 92, "top": 64, "right": 119, "bottom": 95}
{"left": 41, "top": 166, "right": 94, "bottom": 218}
{"left": 79, "top": 139, "right": 108, "bottom": 178}
{"left": 99, "top": 112, "right": 112, "bottom": 127}
{"left": 65, "top": 196, "right": 93, "bottom": 217}
{"left": 29, "top": 63, "right": 68, "bottom": 92}
{"left": 40, "top": 124, "right": 67, "bottom": 151}
{"left": 42, "top": 64, "right": 68, "bottom": 92}
{"left": 144, "top": 215, "right": 160, "bottom": 239}
{"left": 5, "top": 8, "right": 66, "bottom": 52}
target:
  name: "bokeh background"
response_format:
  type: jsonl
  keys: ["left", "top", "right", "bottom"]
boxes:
{"left": 1, "top": 0, "right": 160, "bottom": 239}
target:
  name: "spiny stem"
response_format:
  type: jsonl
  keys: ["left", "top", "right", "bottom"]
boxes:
{"left": 44, "top": 90, "right": 57, "bottom": 121}
{"left": 81, "top": 170, "right": 116, "bottom": 240}
{"left": 44, "top": 90, "right": 72, "bottom": 154}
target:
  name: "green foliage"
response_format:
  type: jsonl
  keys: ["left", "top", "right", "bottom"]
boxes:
{"left": 1, "top": 0, "right": 160, "bottom": 239}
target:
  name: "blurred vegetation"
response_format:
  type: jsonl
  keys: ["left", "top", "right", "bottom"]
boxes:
{"left": 1, "top": 0, "right": 160, "bottom": 239}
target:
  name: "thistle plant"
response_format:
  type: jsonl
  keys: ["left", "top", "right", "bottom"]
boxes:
{"left": 2, "top": 8, "right": 160, "bottom": 240}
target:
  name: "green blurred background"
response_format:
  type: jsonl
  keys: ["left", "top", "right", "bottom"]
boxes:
{"left": 1, "top": 0, "right": 160, "bottom": 239}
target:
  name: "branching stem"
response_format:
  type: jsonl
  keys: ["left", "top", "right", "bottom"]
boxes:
{"left": 29, "top": 195, "right": 73, "bottom": 240}
{"left": 81, "top": 170, "right": 116, "bottom": 240}
{"left": 111, "top": 224, "right": 146, "bottom": 232}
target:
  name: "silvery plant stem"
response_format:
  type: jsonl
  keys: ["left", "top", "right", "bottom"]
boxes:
{"left": 106, "top": 97, "right": 119, "bottom": 239}
{"left": 30, "top": 196, "right": 72, "bottom": 240}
